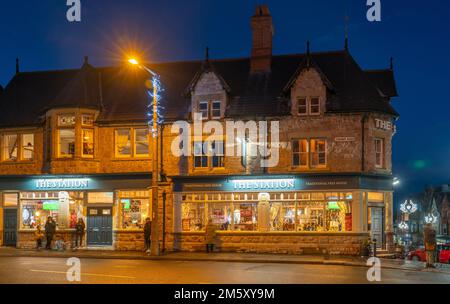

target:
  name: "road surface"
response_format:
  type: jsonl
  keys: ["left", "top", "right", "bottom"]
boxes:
{"left": 0, "top": 256, "right": 449, "bottom": 284}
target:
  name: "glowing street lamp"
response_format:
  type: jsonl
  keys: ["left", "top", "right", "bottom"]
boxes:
{"left": 128, "top": 56, "right": 163, "bottom": 256}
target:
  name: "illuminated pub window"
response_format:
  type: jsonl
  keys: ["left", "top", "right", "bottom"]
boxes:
{"left": 179, "top": 192, "right": 353, "bottom": 232}
{"left": 20, "top": 192, "right": 84, "bottom": 229}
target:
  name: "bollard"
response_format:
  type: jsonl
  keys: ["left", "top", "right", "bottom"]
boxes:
{"left": 373, "top": 239, "right": 377, "bottom": 257}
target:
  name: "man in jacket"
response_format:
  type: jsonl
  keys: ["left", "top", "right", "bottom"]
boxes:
{"left": 74, "top": 218, "right": 85, "bottom": 249}
{"left": 44, "top": 217, "right": 56, "bottom": 250}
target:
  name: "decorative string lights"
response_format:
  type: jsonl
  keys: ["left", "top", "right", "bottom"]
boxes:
{"left": 400, "top": 199, "right": 418, "bottom": 214}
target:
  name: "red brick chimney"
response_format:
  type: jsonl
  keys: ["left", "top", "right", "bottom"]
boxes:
{"left": 250, "top": 5, "right": 274, "bottom": 73}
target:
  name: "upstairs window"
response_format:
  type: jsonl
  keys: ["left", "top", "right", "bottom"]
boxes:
{"left": 375, "top": 138, "right": 384, "bottom": 168}
{"left": 199, "top": 101, "right": 209, "bottom": 120}
{"left": 296, "top": 97, "right": 321, "bottom": 116}
{"left": 115, "top": 128, "right": 150, "bottom": 158}
{"left": 2, "top": 134, "right": 18, "bottom": 161}
{"left": 57, "top": 114, "right": 76, "bottom": 158}
{"left": 82, "top": 129, "right": 94, "bottom": 158}
{"left": 310, "top": 97, "right": 320, "bottom": 115}
{"left": 194, "top": 140, "right": 225, "bottom": 169}
{"left": 292, "top": 139, "right": 308, "bottom": 167}
{"left": 310, "top": 139, "right": 327, "bottom": 168}
{"left": 297, "top": 98, "right": 307, "bottom": 115}
{"left": 1, "top": 133, "right": 35, "bottom": 162}
{"left": 194, "top": 141, "right": 208, "bottom": 168}
{"left": 134, "top": 129, "right": 150, "bottom": 157}
{"left": 22, "top": 134, "right": 35, "bottom": 160}
{"left": 211, "top": 101, "right": 222, "bottom": 119}
{"left": 58, "top": 129, "right": 75, "bottom": 158}
{"left": 211, "top": 140, "right": 224, "bottom": 168}
{"left": 115, "top": 129, "right": 132, "bottom": 158}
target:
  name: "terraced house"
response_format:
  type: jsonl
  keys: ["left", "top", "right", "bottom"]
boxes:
{"left": 0, "top": 5, "right": 399, "bottom": 255}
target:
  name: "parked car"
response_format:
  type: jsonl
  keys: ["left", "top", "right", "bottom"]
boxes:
{"left": 407, "top": 247, "right": 426, "bottom": 262}
{"left": 438, "top": 244, "right": 450, "bottom": 264}
{"left": 407, "top": 244, "right": 450, "bottom": 264}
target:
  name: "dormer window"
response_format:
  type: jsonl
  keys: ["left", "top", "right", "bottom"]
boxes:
{"left": 211, "top": 101, "right": 222, "bottom": 119}
{"left": 198, "top": 100, "right": 222, "bottom": 120}
{"left": 297, "top": 98, "right": 307, "bottom": 115}
{"left": 199, "top": 101, "right": 209, "bottom": 120}
{"left": 296, "top": 97, "right": 321, "bottom": 116}
{"left": 310, "top": 97, "right": 320, "bottom": 115}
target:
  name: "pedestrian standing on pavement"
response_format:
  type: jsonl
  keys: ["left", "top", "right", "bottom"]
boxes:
{"left": 144, "top": 217, "right": 152, "bottom": 254}
{"left": 74, "top": 218, "right": 85, "bottom": 249}
{"left": 205, "top": 219, "right": 217, "bottom": 253}
{"left": 423, "top": 223, "right": 437, "bottom": 268}
{"left": 44, "top": 216, "right": 56, "bottom": 250}
{"left": 34, "top": 225, "right": 44, "bottom": 250}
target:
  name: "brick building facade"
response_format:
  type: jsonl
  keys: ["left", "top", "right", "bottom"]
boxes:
{"left": 0, "top": 5, "right": 398, "bottom": 255}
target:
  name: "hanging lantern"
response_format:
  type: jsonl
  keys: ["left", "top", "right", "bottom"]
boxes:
{"left": 400, "top": 199, "right": 418, "bottom": 214}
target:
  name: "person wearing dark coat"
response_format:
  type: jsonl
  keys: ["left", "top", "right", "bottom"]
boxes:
{"left": 143, "top": 217, "right": 152, "bottom": 253}
{"left": 44, "top": 217, "right": 56, "bottom": 250}
{"left": 74, "top": 218, "right": 85, "bottom": 248}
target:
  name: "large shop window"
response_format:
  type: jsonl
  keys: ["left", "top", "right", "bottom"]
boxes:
{"left": 20, "top": 192, "right": 84, "bottom": 229}
{"left": 1, "top": 133, "right": 35, "bottom": 162}
{"left": 180, "top": 192, "right": 352, "bottom": 232}
{"left": 118, "top": 190, "right": 150, "bottom": 229}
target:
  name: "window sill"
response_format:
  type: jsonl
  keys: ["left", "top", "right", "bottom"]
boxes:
{"left": 111, "top": 157, "right": 151, "bottom": 161}
{"left": 0, "top": 161, "right": 36, "bottom": 165}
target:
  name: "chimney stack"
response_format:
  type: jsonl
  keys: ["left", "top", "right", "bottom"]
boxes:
{"left": 250, "top": 5, "right": 274, "bottom": 73}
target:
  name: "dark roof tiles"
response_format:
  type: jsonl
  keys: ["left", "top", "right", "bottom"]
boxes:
{"left": 0, "top": 50, "right": 398, "bottom": 128}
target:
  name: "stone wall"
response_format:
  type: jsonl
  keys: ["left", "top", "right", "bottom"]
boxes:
{"left": 114, "top": 230, "right": 145, "bottom": 251}
{"left": 17, "top": 230, "right": 78, "bottom": 249}
{"left": 172, "top": 232, "right": 368, "bottom": 256}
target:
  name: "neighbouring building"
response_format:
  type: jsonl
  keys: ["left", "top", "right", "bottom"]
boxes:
{"left": 0, "top": 5, "right": 399, "bottom": 255}
{"left": 396, "top": 185, "right": 450, "bottom": 247}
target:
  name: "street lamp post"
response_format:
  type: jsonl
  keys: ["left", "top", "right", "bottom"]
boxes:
{"left": 129, "top": 58, "right": 161, "bottom": 256}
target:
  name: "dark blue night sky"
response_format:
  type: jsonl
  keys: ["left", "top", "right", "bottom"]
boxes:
{"left": 1, "top": 0, "right": 449, "bottom": 205}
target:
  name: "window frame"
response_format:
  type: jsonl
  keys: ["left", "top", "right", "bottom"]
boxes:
{"left": 134, "top": 128, "right": 150, "bottom": 157}
{"left": 199, "top": 101, "right": 209, "bottom": 120}
{"left": 211, "top": 101, "right": 222, "bottom": 119}
{"left": 21, "top": 133, "right": 35, "bottom": 161}
{"left": 81, "top": 128, "right": 94, "bottom": 158}
{"left": 292, "top": 139, "right": 309, "bottom": 167}
{"left": 297, "top": 97, "right": 308, "bottom": 116}
{"left": 309, "top": 97, "right": 320, "bottom": 115}
{"left": 114, "top": 128, "right": 132, "bottom": 158}
{"left": 374, "top": 138, "right": 384, "bottom": 168}
{"left": 310, "top": 138, "right": 327, "bottom": 168}
{"left": 57, "top": 128, "right": 76, "bottom": 159}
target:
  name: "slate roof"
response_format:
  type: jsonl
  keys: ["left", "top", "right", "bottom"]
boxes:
{"left": 0, "top": 49, "right": 398, "bottom": 128}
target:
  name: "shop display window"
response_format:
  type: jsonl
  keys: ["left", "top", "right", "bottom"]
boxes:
{"left": 208, "top": 203, "right": 232, "bottom": 230}
{"left": 20, "top": 191, "right": 84, "bottom": 229}
{"left": 270, "top": 202, "right": 296, "bottom": 231}
{"left": 120, "top": 198, "right": 150, "bottom": 229}
{"left": 181, "top": 203, "right": 206, "bottom": 231}
{"left": 232, "top": 203, "right": 257, "bottom": 231}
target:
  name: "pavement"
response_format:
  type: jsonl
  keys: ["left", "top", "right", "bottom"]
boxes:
{"left": 1, "top": 246, "right": 449, "bottom": 274}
